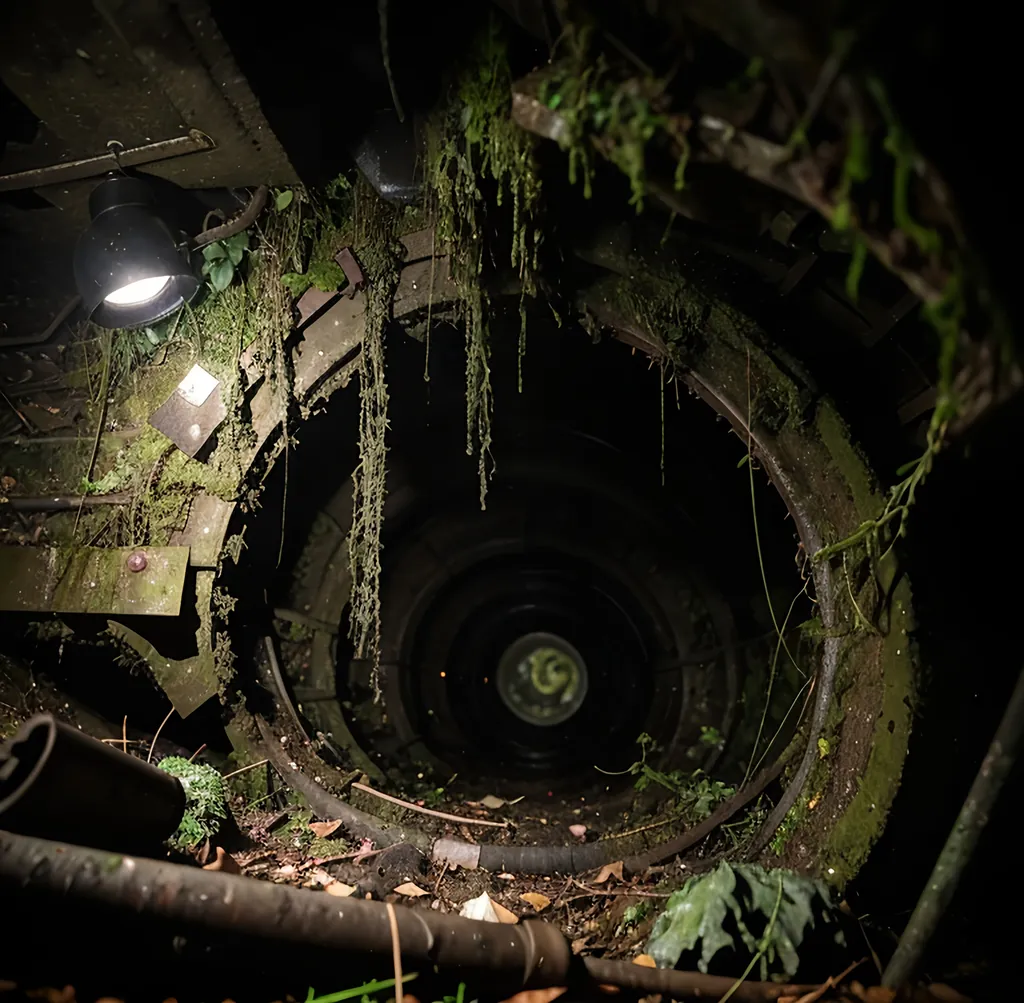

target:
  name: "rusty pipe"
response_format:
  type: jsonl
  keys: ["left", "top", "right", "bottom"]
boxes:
{"left": 0, "top": 830, "right": 572, "bottom": 990}
{"left": 0, "top": 830, "right": 819, "bottom": 1001}
{"left": 0, "top": 714, "right": 185, "bottom": 853}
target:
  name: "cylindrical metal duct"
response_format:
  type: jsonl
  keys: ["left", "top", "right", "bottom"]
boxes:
{"left": 0, "top": 714, "right": 185, "bottom": 853}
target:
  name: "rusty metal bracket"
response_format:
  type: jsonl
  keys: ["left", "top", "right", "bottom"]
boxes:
{"left": 0, "top": 129, "right": 215, "bottom": 193}
{"left": 0, "top": 545, "right": 189, "bottom": 615}
{"left": 149, "top": 363, "right": 227, "bottom": 458}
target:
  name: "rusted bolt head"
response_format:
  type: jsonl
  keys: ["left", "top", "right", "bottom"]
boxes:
{"left": 127, "top": 551, "right": 148, "bottom": 572}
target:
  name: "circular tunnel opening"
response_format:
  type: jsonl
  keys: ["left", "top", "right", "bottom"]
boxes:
{"left": 236, "top": 294, "right": 810, "bottom": 822}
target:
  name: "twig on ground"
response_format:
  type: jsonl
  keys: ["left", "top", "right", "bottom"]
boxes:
{"left": 121, "top": 715, "right": 127, "bottom": 754}
{"left": 188, "top": 743, "right": 207, "bottom": 763}
{"left": 352, "top": 782, "right": 509, "bottom": 828}
{"left": 385, "top": 902, "right": 404, "bottom": 1003}
{"left": 302, "top": 849, "right": 383, "bottom": 868}
{"left": 599, "top": 815, "right": 674, "bottom": 841}
{"left": 789, "top": 958, "right": 865, "bottom": 1003}
{"left": 147, "top": 707, "right": 176, "bottom": 763}
{"left": 433, "top": 859, "right": 449, "bottom": 897}
{"left": 223, "top": 758, "right": 270, "bottom": 780}
{"left": 564, "top": 880, "right": 673, "bottom": 903}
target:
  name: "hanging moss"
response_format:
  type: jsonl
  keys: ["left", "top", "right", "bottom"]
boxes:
{"left": 424, "top": 16, "right": 542, "bottom": 508}
{"left": 347, "top": 182, "right": 401, "bottom": 692}
{"left": 532, "top": 26, "right": 691, "bottom": 211}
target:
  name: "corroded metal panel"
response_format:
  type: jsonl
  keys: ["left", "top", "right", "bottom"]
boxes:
{"left": 0, "top": 546, "right": 189, "bottom": 616}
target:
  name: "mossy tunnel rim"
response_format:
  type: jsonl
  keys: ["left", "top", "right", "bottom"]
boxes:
{"left": 219, "top": 220, "right": 916, "bottom": 882}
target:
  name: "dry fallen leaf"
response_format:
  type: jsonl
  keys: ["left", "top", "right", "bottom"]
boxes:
{"left": 305, "top": 867, "right": 335, "bottom": 887}
{"left": 394, "top": 882, "right": 429, "bottom": 897}
{"left": 325, "top": 881, "right": 357, "bottom": 898}
{"left": 481, "top": 794, "right": 506, "bottom": 809}
{"left": 492, "top": 900, "right": 520, "bottom": 924}
{"left": 308, "top": 819, "right": 342, "bottom": 838}
{"left": 632, "top": 955, "right": 656, "bottom": 969}
{"left": 460, "top": 892, "right": 497, "bottom": 921}
{"left": 519, "top": 891, "right": 551, "bottom": 912}
{"left": 593, "top": 861, "right": 624, "bottom": 884}
{"left": 568, "top": 824, "right": 587, "bottom": 839}
{"left": 571, "top": 937, "right": 591, "bottom": 954}
{"left": 201, "top": 847, "right": 241, "bottom": 874}
{"left": 497, "top": 989, "right": 566, "bottom": 1003}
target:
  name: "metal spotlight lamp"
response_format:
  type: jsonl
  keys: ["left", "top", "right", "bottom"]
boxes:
{"left": 73, "top": 173, "right": 201, "bottom": 329}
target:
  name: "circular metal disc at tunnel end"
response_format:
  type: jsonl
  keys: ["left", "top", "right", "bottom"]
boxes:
{"left": 496, "top": 632, "right": 589, "bottom": 727}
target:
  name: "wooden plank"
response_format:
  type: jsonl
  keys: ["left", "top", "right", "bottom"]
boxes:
{"left": 0, "top": 546, "right": 189, "bottom": 616}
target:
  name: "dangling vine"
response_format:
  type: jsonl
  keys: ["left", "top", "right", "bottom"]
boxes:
{"left": 348, "top": 182, "right": 401, "bottom": 691}
{"left": 425, "top": 15, "right": 542, "bottom": 509}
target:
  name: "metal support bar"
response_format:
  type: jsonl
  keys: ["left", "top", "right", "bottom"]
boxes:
{"left": 0, "top": 129, "right": 215, "bottom": 193}
{"left": 0, "top": 715, "right": 185, "bottom": 853}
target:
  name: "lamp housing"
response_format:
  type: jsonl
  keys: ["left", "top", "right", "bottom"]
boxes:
{"left": 73, "top": 174, "right": 201, "bottom": 329}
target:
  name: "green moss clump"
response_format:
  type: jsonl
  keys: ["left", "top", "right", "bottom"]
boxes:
{"left": 157, "top": 756, "right": 227, "bottom": 850}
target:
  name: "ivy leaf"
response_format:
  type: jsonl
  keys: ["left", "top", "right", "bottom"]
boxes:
{"left": 223, "top": 231, "right": 249, "bottom": 266}
{"left": 208, "top": 258, "right": 235, "bottom": 292}
{"left": 275, "top": 188, "right": 294, "bottom": 211}
{"left": 647, "top": 861, "right": 739, "bottom": 972}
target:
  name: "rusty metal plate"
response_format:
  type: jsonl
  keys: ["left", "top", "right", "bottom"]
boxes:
{"left": 149, "top": 365, "right": 227, "bottom": 458}
{"left": 107, "top": 619, "right": 219, "bottom": 718}
{"left": 0, "top": 546, "right": 189, "bottom": 616}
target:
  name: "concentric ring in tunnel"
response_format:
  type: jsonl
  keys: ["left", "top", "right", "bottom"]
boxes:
{"left": 496, "top": 632, "right": 589, "bottom": 727}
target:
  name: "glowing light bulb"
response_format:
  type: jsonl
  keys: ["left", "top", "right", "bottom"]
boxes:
{"left": 105, "top": 275, "right": 171, "bottom": 305}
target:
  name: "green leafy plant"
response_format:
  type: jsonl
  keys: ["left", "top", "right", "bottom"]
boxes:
{"left": 646, "top": 861, "right": 844, "bottom": 980}
{"left": 281, "top": 258, "right": 348, "bottom": 298}
{"left": 157, "top": 755, "right": 227, "bottom": 850}
{"left": 599, "top": 733, "right": 735, "bottom": 824}
{"left": 537, "top": 29, "right": 691, "bottom": 209}
{"left": 201, "top": 231, "right": 250, "bottom": 292}
{"left": 616, "top": 900, "right": 651, "bottom": 936}
{"left": 700, "top": 725, "right": 724, "bottom": 748}
{"left": 304, "top": 975, "right": 420, "bottom": 1003}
